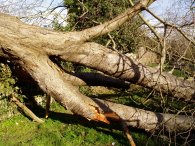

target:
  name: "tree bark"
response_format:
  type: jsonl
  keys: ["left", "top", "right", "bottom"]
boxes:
{"left": 59, "top": 42, "right": 195, "bottom": 101}
{"left": 2, "top": 45, "right": 109, "bottom": 123}
{"left": 0, "top": 13, "right": 194, "bottom": 101}
{"left": 71, "top": 72, "right": 130, "bottom": 88}
{"left": 92, "top": 98, "right": 195, "bottom": 132}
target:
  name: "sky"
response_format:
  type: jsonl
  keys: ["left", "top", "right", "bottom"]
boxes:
{"left": 0, "top": 0, "right": 193, "bottom": 27}
{"left": 0, "top": 0, "right": 67, "bottom": 26}
{"left": 148, "top": 0, "right": 172, "bottom": 15}
{"left": 40, "top": 0, "right": 189, "bottom": 26}
{"left": 143, "top": 0, "right": 191, "bottom": 24}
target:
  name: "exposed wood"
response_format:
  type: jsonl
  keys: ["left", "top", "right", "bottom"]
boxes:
{"left": 104, "top": 111, "right": 136, "bottom": 146}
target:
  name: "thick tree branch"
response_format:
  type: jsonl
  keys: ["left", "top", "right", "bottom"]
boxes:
{"left": 59, "top": 42, "right": 195, "bottom": 101}
{"left": 75, "top": 0, "right": 156, "bottom": 41}
{"left": 0, "top": 42, "right": 109, "bottom": 123}
{"left": 0, "top": 0, "right": 155, "bottom": 45}
{"left": 72, "top": 72, "right": 130, "bottom": 89}
{"left": 93, "top": 98, "right": 195, "bottom": 132}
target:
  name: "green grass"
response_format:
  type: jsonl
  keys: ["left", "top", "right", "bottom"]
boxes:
{"left": 0, "top": 108, "right": 168, "bottom": 146}
{"left": 0, "top": 114, "right": 127, "bottom": 146}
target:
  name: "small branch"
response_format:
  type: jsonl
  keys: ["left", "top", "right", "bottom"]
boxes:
{"left": 45, "top": 95, "right": 51, "bottom": 119}
{"left": 108, "top": 33, "right": 117, "bottom": 50}
{"left": 121, "top": 120, "right": 136, "bottom": 146}
{"left": 104, "top": 112, "right": 136, "bottom": 146}
{"left": 159, "top": 25, "right": 167, "bottom": 72}
{"left": 168, "top": 66, "right": 175, "bottom": 74}
{"left": 145, "top": 46, "right": 195, "bottom": 64}
{"left": 10, "top": 94, "right": 44, "bottom": 123}
{"left": 129, "top": 0, "right": 166, "bottom": 72}
{"left": 128, "top": 0, "right": 162, "bottom": 45}
{"left": 78, "top": 0, "right": 89, "bottom": 18}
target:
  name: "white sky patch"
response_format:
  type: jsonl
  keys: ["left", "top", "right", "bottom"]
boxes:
{"left": 143, "top": 0, "right": 194, "bottom": 25}
{"left": 0, "top": 0, "right": 67, "bottom": 28}
{"left": 141, "top": 0, "right": 194, "bottom": 36}
{"left": 22, "top": 0, "right": 67, "bottom": 27}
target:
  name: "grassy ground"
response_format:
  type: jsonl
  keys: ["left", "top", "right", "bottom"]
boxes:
{"left": 0, "top": 115, "right": 121, "bottom": 146}
{"left": 0, "top": 102, "right": 163, "bottom": 146}
{"left": 0, "top": 85, "right": 194, "bottom": 146}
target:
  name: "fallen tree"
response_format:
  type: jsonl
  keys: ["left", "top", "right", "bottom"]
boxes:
{"left": 0, "top": 0, "right": 194, "bottom": 141}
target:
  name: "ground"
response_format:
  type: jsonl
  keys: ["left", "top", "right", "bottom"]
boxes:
{"left": 0, "top": 101, "right": 162, "bottom": 146}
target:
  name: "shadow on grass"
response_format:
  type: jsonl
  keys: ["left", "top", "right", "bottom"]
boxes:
{"left": 30, "top": 104, "right": 168, "bottom": 146}
{"left": 39, "top": 109, "right": 129, "bottom": 145}
{"left": 29, "top": 102, "right": 195, "bottom": 146}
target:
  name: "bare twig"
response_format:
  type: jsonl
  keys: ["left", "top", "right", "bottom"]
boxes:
{"left": 121, "top": 120, "right": 136, "bottom": 146}
{"left": 108, "top": 33, "right": 117, "bottom": 50}
{"left": 145, "top": 8, "right": 195, "bottom": 46}
{"left": 10, "top": 93, "right": 44, "bottom": 123}
{"left": 78, "top": 0, "right": 89, "bottom": 18}
{"left": 45, "top": 95, "right": 51, "bottom": 119}
{"left": 104, "top": 112, "right": 136, "bottom": 146}
{"left": 159, "top": 25, "right": 167, "bottom": 72}
{"left": 128, "top": 0, "right": 162, "bottom": 45}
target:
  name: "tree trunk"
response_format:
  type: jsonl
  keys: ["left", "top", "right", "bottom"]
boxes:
{"left": 92, "top": 98, "right": 195, "bottom": 132}
{"left": 0, "top": 13, "right": 194, "bottom": 101}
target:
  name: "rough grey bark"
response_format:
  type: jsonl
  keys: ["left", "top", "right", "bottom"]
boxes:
{"left": 92, "top": 98, "right": 195, "bottom": 132}
{"left": 60, "top": 42, "right": 195, "bottom": 101}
